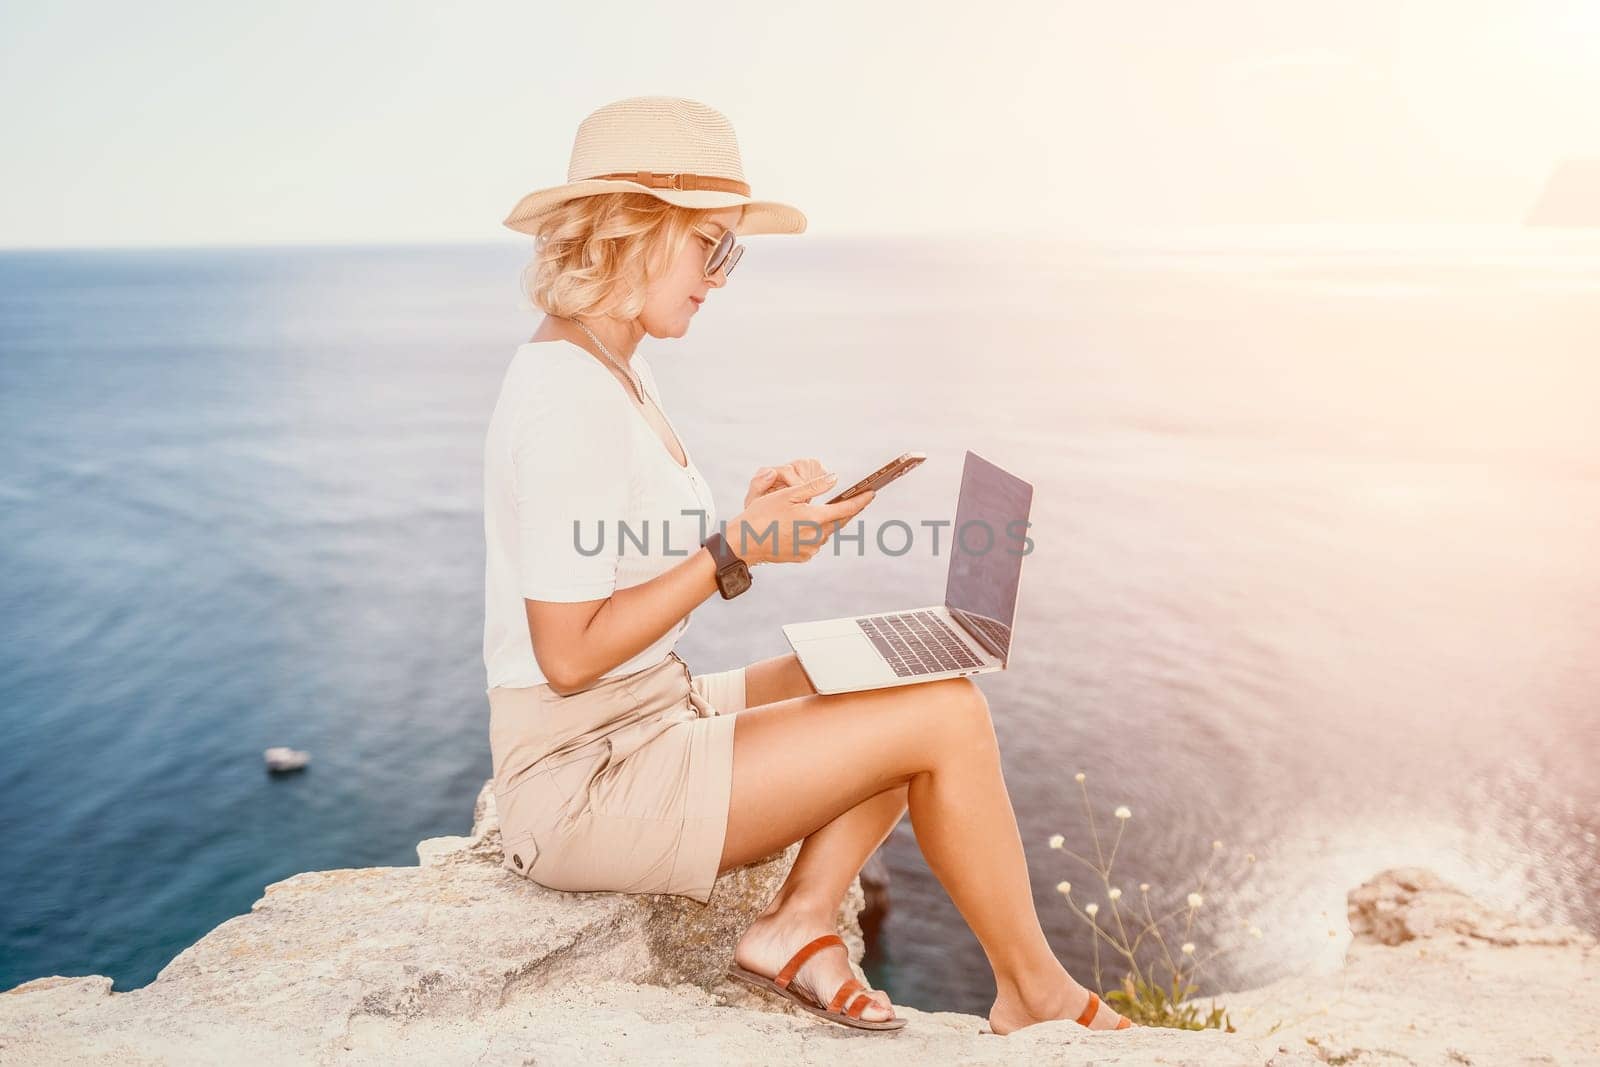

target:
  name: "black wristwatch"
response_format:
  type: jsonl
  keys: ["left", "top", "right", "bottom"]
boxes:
{"left": 702, "top": 530, "right": 752, "bottom": 600}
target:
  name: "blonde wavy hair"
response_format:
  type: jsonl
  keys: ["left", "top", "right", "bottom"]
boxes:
{"left": 520, "top": 193, "right": 741, "bottom": 321}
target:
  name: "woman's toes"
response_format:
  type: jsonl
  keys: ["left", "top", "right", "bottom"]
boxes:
{"left": 864, "top": 989, "right": 895, "bottom": 1019}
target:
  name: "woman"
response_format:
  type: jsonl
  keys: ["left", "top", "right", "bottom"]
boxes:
{"left": 484, "top": 96, "right": 1134, "bottom": 1036}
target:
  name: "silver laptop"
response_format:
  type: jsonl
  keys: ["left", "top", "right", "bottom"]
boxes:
{"left": 782, "top": 450, "right": 1033, "bottom": 695}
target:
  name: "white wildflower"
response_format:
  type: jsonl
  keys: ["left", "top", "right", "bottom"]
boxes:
{"left": 1139, "top": 882, "right": 1150, "bottom": 893}
{"left": 1114, "top": 805, "right": 1131, "bottom": 820}
{"left": 1181, "top": 942, "right": 1195, "bottom": 955}
{"left": 1074, "top": 772, "right": 1086, "bottom": 783}
{"left": 1187, "top": 892, "right": 1204, "bottom": 909}
{"left": 1108, "top": 887, "right": 1122, "bottom": 901}
{"left": 1048, "top": 834, "right": 1064, "bottom": 850}
{"left": 1249, "top": 926, "right": 1262, "bottom": 938}
{"left": 1056, "top": 881, "right": 1071, "bottom": 896}
{"left": 1085, "top": 902, "right": 1099, "bottom": 917}
{"left": 1212, "top": 839, "right": 1223, "bottom": 850}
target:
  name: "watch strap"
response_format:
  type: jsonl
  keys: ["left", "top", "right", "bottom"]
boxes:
{"left": 703, "top": 530, "right": 752, "bottom": 599}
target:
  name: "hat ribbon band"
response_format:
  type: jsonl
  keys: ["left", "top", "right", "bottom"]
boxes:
{"left": 587, "top": 171, "right": 751, "bottom": 196}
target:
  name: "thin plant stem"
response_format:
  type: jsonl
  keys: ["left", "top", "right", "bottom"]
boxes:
{"left": 1106, "top": 816, "right": 1127, "bottom": 874}
{"left": 1057, "top": 846, "right": 1103, "bottom": 873}
{"left": 1077, "top": 776, "right": 1106, "bottom": 870}
{"left": 1063, "top": 897, "right": 1139, "bottom": 962}
{"left": 1089, "top": 916, "right": 1103, "bottom": 991}
{"left": 1140, "top": 890, "right": 1181, "bottom": 980}
{"left": 1052, "top": 776, "right": 1263, "bottom": 1029}
{"left": 1105, "top": 884, "right": 1140, "bottom": 987}
{"left": 1109, "top": 902, "right": 1143, "bottom": 988}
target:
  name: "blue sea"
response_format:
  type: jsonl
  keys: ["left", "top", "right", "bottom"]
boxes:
{"left": 2, "top": 227, "right": 1598, "bottom": 1017}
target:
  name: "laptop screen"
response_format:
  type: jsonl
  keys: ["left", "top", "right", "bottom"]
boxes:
{"left": 944, "top": 451, "right": 1033, "bottom": 664}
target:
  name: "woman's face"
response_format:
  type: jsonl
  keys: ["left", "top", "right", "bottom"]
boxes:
{"left": 638, "top": 206, "right": 743, "bottom": 338}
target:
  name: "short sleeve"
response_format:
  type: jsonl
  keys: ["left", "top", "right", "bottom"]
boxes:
{"left": 511, "top": 366, "right": 634, "bottom": 602}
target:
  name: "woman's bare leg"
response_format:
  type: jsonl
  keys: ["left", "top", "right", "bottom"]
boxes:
{"left": 718, "top": 673, "right": 1128, "bottom": 1035}
{"left": 755, "top": 783, "right": 906, "bottom": 917}
{"left": 741, "top": 654, "right": 906, "bottom": 913}
{"left": 734, "top": 654, "right": 908, "bottom": 1017}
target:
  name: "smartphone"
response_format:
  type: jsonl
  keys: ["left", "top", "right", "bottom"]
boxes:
{"left": 825, "top": 451, "right": 927, "bottom": 504}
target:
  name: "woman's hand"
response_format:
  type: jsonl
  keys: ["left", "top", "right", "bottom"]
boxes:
{"left": 743, "top": 458, "right": 827, "bottom": 509}
{"left": 726, "top": 472, "right": 875, "bottom": 566}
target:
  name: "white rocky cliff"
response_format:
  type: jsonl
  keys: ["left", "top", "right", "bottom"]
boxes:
{"left": 3, "top": 781, "right": 1595, "bottom": 1065}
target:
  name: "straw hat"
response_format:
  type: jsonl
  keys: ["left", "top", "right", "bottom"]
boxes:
{"left": 502, "top": 96, "right": 807, "bottom": 237}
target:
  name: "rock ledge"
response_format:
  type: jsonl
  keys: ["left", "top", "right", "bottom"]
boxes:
{"left": 4, "top": 785, "right": 1594, "bottom": 1065}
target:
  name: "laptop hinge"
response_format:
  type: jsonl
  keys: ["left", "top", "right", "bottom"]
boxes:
{"left": 946, "top": 604, "right": 1006, "bottom": 662}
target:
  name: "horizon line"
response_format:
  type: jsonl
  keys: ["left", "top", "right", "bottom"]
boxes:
{"left": 0, "top": 220, "right": 1574, "bottom": 255}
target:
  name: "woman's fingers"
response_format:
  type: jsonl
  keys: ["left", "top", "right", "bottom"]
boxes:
{"left": 759, "top": 458, "right": 823, "bottom": 492}
{"left": 814, "top": 489, "right": 875, "bottom": 527}
{"left": 774, "top": 465, "right": 800, "bottom": 490}
{"left": 738, "top": 470, "right": 877, "bottom": 563}
{"left": 789, "top": 490, "right": 876, "bottom": 558}
{"left": 788, "top": 457, "right": 826, "bottom": 484}
{"left": 783, "top": 472, "right": 839, "bottom": 501}
{"left": 745, "top": 466, "right": 790, "bottom": 507}
{"left": 803, "top": 497, "right": 876, "bottom": 557}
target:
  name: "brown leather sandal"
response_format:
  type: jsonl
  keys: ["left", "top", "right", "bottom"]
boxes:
{"left": 727, "top": 932, "right": 907, "bottom": 1032}
{"left": 1076, "top": 990, "right": 1135, "bottom": 1030}
{"left": 976, "top": 989, "right": 1136, "bottom": 1035}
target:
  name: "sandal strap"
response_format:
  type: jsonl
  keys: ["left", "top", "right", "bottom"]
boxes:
{"left": 774, "top": 933, "right": 845, "bottom": 991}
{"left": 845, "top": 990, "right": 875, "bottom": 1019}
{"left": 1075, "top": 991, "right": 1101, "bottom": 1027}
{"left": 827, "top": 976, "right": 865, "bottom": 1014}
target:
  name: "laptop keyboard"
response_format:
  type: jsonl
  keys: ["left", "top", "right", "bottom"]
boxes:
{"left": 857, "top": 610, "right": 984, "bottom": 677}
{"left": 960, "top": 612, "right": 1012, "bottom": 652}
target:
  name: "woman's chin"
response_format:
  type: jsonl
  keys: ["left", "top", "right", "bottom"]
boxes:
{"left": 644, "top": 319, "right": 690, "bottom": 339}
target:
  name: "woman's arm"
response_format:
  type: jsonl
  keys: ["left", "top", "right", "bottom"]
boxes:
{"left": 526, "top": 470, "right": 873, "bottom": 695}
{"left": 525, "top": 545, "right": 720, "bottom": 695}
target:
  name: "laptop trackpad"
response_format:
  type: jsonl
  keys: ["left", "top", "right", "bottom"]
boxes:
{"left": 801, "top": 633, "right": 896, "bottom": 693}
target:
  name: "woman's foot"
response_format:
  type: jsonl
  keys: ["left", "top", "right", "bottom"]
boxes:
{"left": 731, "top": 905, "right": 896, "bottom": 1023}
{"left": 987, "top": 980, "right": 1134, "bottom": 1035}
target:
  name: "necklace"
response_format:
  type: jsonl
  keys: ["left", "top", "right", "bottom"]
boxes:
{"left": 552, "top": 317, "right": 696, "bottom": 475}
{"left": 567, "top": 318, "right": 646, "bottom": 405}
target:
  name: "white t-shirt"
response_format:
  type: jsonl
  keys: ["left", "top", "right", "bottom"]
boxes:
{"left": 482, "top": 339, "right": 718, "bottom": 691}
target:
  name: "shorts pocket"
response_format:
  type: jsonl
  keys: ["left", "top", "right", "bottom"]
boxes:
{"left": 501, "top": 827, "right": 543, "bottom": 880}
{"left": 545, "top": 749, "right": 613, "bottom": 827}
{"left": 499, "top": 753, "right": 603, "bottom": 835}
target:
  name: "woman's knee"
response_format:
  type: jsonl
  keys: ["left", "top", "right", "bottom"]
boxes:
{"left": 918, "top": 676, "right": 995, "bottom": 744}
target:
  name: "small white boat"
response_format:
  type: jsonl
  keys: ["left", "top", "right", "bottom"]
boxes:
{"left": 264, "top": 746, "right": 310, "bottom": 773}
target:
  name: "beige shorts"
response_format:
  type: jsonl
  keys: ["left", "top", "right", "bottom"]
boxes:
{"left": 487, "top": 650, "right": 747, "bottom": 905}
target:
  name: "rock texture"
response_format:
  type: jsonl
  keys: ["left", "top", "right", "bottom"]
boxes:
{"left": 3, "top": 786, "right": 1594, "bottom": 1065}
{"left": 1225, "top": 868, "right": 1598, "bottom": 1067}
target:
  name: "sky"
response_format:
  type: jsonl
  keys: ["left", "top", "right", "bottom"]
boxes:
{"left": 1, "top": 0, "right": 1597, "bottom": 248}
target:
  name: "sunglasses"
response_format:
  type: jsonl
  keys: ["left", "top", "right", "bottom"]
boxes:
{"left": 691, "top": 224, "right": 744, "bottom": 279}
